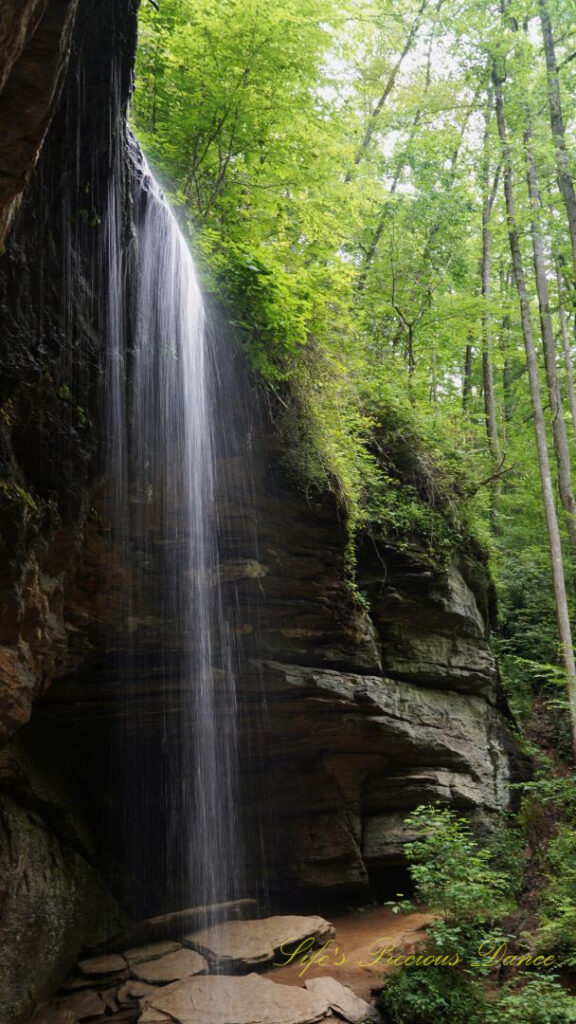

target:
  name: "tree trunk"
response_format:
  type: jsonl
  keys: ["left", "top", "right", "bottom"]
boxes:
{"left": 463, "top": 339, "right": 473, "bottom": 411}
{"left": 556, "top": 261, "right": 576, "bottom": 444}
{"left": 524, "top": 120, "right": 576, "bottom": 574}
{"left": 493, "top": 62, "right": 576, "bottom": 758}
{"left": 481, "top": 116, "right": 502, "bottom": 529}
{"left": 539, "top": 0, "right": 576, "bottom": 278}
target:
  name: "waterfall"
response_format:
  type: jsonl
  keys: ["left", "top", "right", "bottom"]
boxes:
{"left": 105, "top": 147, "right": 244, "bottom": 918}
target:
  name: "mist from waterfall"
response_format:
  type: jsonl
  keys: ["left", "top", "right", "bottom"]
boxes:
{"left": 105, "top": 148, "right": 245, "bottom": 918}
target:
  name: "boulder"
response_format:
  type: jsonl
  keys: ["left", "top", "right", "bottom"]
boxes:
{"left": 108, "top": 901, "right": 258, "bottom": 951}
{"left": 27, "top": 1012, "right": 76, "bottom": 1024}
{"left": 305, "top": 977, "right": 378, "bottom": 1023}
{"left": 131, "top": 950, "right": 207, "bottom": 985}
{"left": 123, "top": 943, "right": 181, "bottom": 966}
{"left": 55, "top": 988, "right": 114, "bottom": 1020}
{"left": 147, "top": 974, "right": 330, "bottom": 1024}
{"left": 117, "top": 980, "right": 157, "bottom": 1005}
{"left": 78, "top": 955, "right": 127, "bottom": 977}
{"left": 183, "top": 916, "right": 335, "bottom": 970}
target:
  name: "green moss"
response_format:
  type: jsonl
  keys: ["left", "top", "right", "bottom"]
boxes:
{"left": 0, "top": 480, "right": 40, "bottom": 516}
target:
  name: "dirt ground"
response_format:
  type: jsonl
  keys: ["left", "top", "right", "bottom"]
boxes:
{"left": 264, "top": 905, "right": 434, "bottom": 1001}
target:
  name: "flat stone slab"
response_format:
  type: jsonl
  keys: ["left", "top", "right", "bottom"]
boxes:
{"left": 57, "top": 988, "right": 117, "bottom": 1019}
{"left": 183, "top": 915, "right": 334, "bottom": 968}
{"left": 78, "top": 953, "right": 128, "bottom": 976}
{"left": 132, "top": 948, "right": 207, "bottom": 984}
{"left": 305, "top": 977, "right": 378, "bottom": 1023}
{"left": 147, "top": 974, "right": 329, "bottom": 1024}
{"left": 124, "top": 941, "right": 181, "bottom": 965}
{"left": 109, "top": 899, "right": 258, "bottom": 950}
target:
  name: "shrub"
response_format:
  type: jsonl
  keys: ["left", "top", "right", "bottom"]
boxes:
{"left": 538, "top": 825, "right": 576, "bottom": 969}
{"left": 377, "top": 963, "right": 485, "bottom": 1024}
{"left": 403, "top": 805, "right": 514, "bottom": 928}
{"left": 487, "top": 977, "right": 576, "bottom": 1023}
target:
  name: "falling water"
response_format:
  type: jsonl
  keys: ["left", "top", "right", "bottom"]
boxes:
{"left": 105, "top": 148, "right": 243, "bottom": 917}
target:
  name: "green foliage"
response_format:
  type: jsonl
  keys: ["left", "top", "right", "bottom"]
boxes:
{"left": 496, "top": 547, "right": 562, "bottom": 699}
{"left": 377, "top": 963, "right": 486, "bottom": 1024}
{"left": 487, "top": 977, "right": 576, "bottom": 1024}
{"left": 133, "top": 0, "right": 576, "bottom": 704}
{"left": 404, "top": 805, "right": 514, "bottom": 927}
{"left": 0, "top": 480, "right": 39, "bottom": 517}
{"left": 132, "top": 0, "right": 491, "bottom": 565}
{"left": 538, "top": 826, "right": 576, "bottom": 968}
{"left": 380, "top": 805, "right": 576, "bottom": 1022}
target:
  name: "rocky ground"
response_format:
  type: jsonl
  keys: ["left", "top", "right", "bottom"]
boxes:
{"left": 26, "top": 907, "right": 431, "bottom": 1024}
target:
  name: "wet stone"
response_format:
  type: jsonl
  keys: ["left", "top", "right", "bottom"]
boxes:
{"left": 183, "top": 914, "right": 335, "bottom": 969}
{"left": 117, "top": 980, "right": 157, "bottom": 1005}
{"left": 29, "top": 1011, "right": 76, "bottom": 1024}
{"left": 147, "top": 973, "right": 330, "bottom": 1024}
{"left": 305, "top": 977, "right": 378, "bottom": 1023}
{"left": 131, "top": 949, "right": 207, "bottom": 984}
{"left": 78, "top": 954, "right": 128, "bottom": 976}
{"left": 56, "top": 988, "right": 112, "bottom": 1020}
{"left": 123, "top": 941, "right": 181, "bottom": 966}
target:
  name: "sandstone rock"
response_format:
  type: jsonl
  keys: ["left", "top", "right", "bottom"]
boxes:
{"left": 123, "top": 942, "right": 181, "bottom": 966}
{"left": 305, "top": 977, "right": 378, "bottom": 1023}
{"left": 183, "top": 915, "right": 335, "bottom": 969}
{"left": 57, "top": 988, "right": 109, "bottom": 1019}
{"left": 219, "top": 559, "right": 268, "bottom": 581}
{"left": 0, "top": 749, "right": 123, "bottom": 1024}
{"left": 117, "top": 980, "right": 157, "bottom": 1005}
{"left": 101, "top": 1013, "right": 138, "bottom": 1024}
{"left": 132, "top": 949, "right": 207, "bottom": 984}
{"left": 60, "top": 978, "right": 98, "bottom": 992}
{"left": 0, "top": 0, "right": 78, "bottom": 250}
{"left": 29, "top": 1010, "right": 76, "bottom": 1024}
{"left": 78, "top": 954, "right": 128, "bottom": 977}
{"left": 363, "top": 768, "right": 481, "bottom": 813}
{"left": 148, "top": 974, "right": 330, "bottom": 1024}
{"left": 138, "top": 1010, "right": 173, "bottom": 1024}
{"left": 109, "top": 900, "right": 258, "bottom": 950}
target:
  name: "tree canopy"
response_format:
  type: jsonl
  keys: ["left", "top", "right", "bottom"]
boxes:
{"left": 133, "top": 0, "right": 576, "bottom": 749}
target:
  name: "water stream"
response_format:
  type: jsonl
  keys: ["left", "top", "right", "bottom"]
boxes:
{"left": 105, "top": 151, "right": 244, "bottom": 919}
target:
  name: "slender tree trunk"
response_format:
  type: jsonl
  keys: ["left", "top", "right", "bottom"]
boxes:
{"left": 463, "top": 338, "right": 473, "bottom": 411}
{"left": 556, "top": 262, "right": 576, "bottom": 444}
{"left": 493, "top": 63, "right": 576, "bottom": 758}
{"left": 524, "top": 120, "right": 576, "bottom": 573}
{"left": 481, "top": 116, "right": 502, "bottom": 528}
{"left": 539, "top": 0, "right": 576, "bottom": 277}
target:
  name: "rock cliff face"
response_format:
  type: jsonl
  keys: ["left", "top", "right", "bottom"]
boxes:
{"left": 0, "top": 1, "right": 136, "bottom": 1019}
{"left": 0, "top": 0, "right": 79, "bottom": 249}
{"left": 219, "top": 449, "right": 526, "bottom": 897}
{"left": 0, "top": 1, "right": 527, "bottom": 1020}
